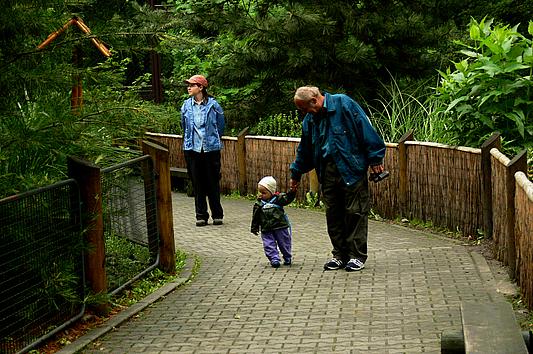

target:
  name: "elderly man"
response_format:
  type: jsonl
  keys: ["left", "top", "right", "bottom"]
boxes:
{"left": 290, "top": 86, "right": 386, "bottom": 272}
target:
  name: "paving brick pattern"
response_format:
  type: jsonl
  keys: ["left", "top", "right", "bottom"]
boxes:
{"left": 79, "top": 192, "right": 502, "bottom": 353}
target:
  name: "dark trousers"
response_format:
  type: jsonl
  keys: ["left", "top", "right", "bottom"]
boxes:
{"left": 184, "top": 150, "right": 224, "bottom": 222}
{"left": 321, "top": 160, "right": 370, "bottom": 263}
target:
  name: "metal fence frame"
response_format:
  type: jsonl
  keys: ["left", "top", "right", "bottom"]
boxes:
{"left": 1, "top": 152, "right": 166, "bottom": 353}
{"left": 101, "top": 155, "right": 160, "bottom": 296}
{"left": 0, "top": 179, "right": 85, "bottom": 354}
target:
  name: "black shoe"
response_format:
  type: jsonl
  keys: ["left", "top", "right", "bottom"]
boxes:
{"left": 213, "top": 218, "right": 223, "bottom": 225}
{"left": 283, "top": 258, "right": 292, "bottom": 266}
{"left": 196, "top": 220, "right": 207, "bottom": 227}
{"left": 323, "top": 258, "right": 344, "bottom": 270}
{"left": 271, "top": 261, "right": 281, "bottom": 268}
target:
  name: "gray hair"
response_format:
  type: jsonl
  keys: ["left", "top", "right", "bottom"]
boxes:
{"left": 294, "top": 86, "right": 320, "bottom": 102}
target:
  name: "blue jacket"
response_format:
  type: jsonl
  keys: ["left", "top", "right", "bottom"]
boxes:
{"left": 180, "top": 96, "right": 225, "bottom": 152}
{"left": 290, "top": 92, "right": 385, "bottom": 186}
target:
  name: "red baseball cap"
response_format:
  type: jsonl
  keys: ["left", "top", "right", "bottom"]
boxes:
{"left": 184, "top": 75, "right": 208, "bottom": 88}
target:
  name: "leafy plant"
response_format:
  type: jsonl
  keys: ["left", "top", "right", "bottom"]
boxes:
{"left": 253, "top": 112, "right": 301, "bottom": 137}
{"left": 433, "top": 18, "right": 533, "bottom": 151}
{"left": 105, "top": 231, "right": 152, "bottom": 292}
{"left": 114, "top": 250, "right": 188, "bottom": 307}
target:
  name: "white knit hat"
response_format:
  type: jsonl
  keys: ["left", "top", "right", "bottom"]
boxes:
{"left": 258, "top": 176, "right": 277, "bottom": 194}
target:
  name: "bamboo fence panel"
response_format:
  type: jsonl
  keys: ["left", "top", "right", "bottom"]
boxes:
{"left": 244, "top": 136, "right": 307, "bottom": 200}
{"left": 370, "top": 143, "right": 400, "bottom": 220}
{"left": 145, "top": 133, "right": 239, "bottom": 193}
{"left": 515, "top": 171, "right": 533, "bottom": 309}
{"left": 491, "top": 148, "right": 511, "bottom": 263}
{"left": 245, "top": 137, "right": 270, "bottom": 195}
{"left": 405, "top": 142, "right": 483, "bottom": 237}
{"left": 145, "top": 133, "right": 185, "bottom": 168}
{"left": 219, "top": 137, "right": 239, "bottom": 193}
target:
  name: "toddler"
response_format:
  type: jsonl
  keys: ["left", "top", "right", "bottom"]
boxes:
{"left": 251, "top": 176, "right": 296, "bottom": 268}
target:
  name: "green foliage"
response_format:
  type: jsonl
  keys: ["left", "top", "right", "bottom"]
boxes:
{"left": 367, "top": 76, "right": 449, "bottom": 143}
{"left": 252, "top": 112, "right": 301, "bottom": 137}
{"left": 113, "top": 250, "right": 188, "bottom": 307}
{"left": 0, "top": 2, "right": 182, "bottom": 197}
{"left": 433, "top": 18, "right": 533, "bottom": 150}
{"left": 105, "top": 231, "right": 152, "bottom": 291}
{"left": 163, "top": 0, "right": 482, "bottom": 129}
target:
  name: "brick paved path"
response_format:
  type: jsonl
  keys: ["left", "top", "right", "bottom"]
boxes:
{"left": 72, "top": 192, "right": 504, "bottom": 353}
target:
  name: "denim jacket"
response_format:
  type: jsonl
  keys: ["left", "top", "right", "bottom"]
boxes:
{"left": 181, "top": 96, "right": 225, "bottom": 152}
{"left": 290, "top": 92, "right": 385, "bottom": 186}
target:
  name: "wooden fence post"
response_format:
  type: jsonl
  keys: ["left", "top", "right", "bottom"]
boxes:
{"left": 309, "top": 170, "right": 319, "bottom": 195}
{"left": 506, "top": 150, "right": 527, "bottom": 280}
{"left": 142, "top": 140, "right": 176, "bottom": 273}
{"left": 398, "top": 130, "right": 413, "bottom": 217}
{"left": 481, "top": 132, "right": 501, "bottom": 239}
{"left": 67, "top": 156, "right": 109, "bottom": 313}
{"left": 237, "top": 127, "right": 249, "bottom": 196}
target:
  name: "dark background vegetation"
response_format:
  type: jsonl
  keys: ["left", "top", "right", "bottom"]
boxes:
{"left": 1, "top": 0, "right": 532, "bottom": 198}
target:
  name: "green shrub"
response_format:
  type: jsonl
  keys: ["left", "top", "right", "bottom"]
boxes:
{"left": 252, "top": 112, "right": 301, "bottom": 137}
{"left": 433, "top": 18, "right": 533, "bottom": 151}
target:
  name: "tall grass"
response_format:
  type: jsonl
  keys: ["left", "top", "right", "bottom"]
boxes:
{"left": 366, "top": 76, "right": 450, "bottom": 144}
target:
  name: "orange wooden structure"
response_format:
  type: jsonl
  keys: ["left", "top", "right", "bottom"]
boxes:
{"left": 37, "top": 16, "right": 111, "bottom": 113}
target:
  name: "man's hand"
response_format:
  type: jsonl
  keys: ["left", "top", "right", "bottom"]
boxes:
{"left": 369, "top": 164, "right": 384, "bottom": 174}
{"left": 290, "top": 178, "right": 300, "bottom": 192}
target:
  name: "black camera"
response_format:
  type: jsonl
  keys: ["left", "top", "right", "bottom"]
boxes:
{"left": 369, "top": 171, "right": 390, "bottom": 183}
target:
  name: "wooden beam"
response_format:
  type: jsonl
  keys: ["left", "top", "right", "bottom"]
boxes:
{"left": 398, "top": 130, "right": 413, "bottom": 217}
{"left": 237, "top": 127, "right": 249, "bottom": 195}
{"left": 67, "top": 156, "right": 109, "bottom": 314}
{"left": 142, "top": 140, "right": 176, "bottom": 273}
{"left": 480, "top": 132, "right": 501, "bottom": 239}
{"left": 506, "top": 149, "right": 527, "bottom": 279}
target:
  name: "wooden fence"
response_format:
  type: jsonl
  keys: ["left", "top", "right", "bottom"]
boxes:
{"left": 489, "top": 147, "right": 531, "bottom": 308}
{"left": 515, "top": 172, "right": 533, "bottom": 309}
{"left": 146, "top": 131, "right": 532, "bottom": 307}
{"left": 147, "top": 132, "right": 312, "bottom": 201}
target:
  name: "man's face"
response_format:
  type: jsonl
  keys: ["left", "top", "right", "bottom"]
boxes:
{"left": 294, "top": 98, "right": 321, "bottom": 114}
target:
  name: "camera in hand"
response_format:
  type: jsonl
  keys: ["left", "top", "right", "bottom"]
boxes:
{"left": 369, "top": 170, "right": 390, "bottom": 183}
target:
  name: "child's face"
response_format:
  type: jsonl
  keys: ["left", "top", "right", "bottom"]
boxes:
{"left": 257, "top": 184, "right": 272, "bottom": 201}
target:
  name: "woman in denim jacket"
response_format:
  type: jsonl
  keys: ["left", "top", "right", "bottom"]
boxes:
{"left": 180, "top": 75, "right": 225, "bottom": 227}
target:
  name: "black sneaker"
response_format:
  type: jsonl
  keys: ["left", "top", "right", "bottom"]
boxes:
{"left": 323, "top": 258, "right": 344, "bottom": 270}
{"left": 345, "top": 258, "right": 365, "bottom": 272}
{"left": 213, "top": 218, "right": 223, "bottom": 225}
{"left": 283, "top": 258, "right": 292, "bottom": 266}
{"left": 196, "top": 220, "right": 207, "bottom": 227}
{"left": 271, "top": 261, "right": 281, "bottom": 268}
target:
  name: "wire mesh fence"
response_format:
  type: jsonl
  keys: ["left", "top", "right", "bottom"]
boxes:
{"left": 0, "top": 180, "right": 85, "bottom": 354}
{"left": 101, "top": 155, "right": 160, "bottom": 295}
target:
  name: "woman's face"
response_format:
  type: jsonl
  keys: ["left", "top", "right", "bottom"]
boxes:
{"left": 187, "top": 83, "right": 203, "bottom": 96}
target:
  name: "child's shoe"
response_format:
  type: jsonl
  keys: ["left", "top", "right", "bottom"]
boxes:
{"left": 283, "top": 258, "right": 292, "bottom": 266}
{"left": 271, "top": 260, "right": 281, "bottom": 268}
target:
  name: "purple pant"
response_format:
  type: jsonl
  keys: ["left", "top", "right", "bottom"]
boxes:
{"left": 261, "top": 227, "right": 292, "bottom": 263}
